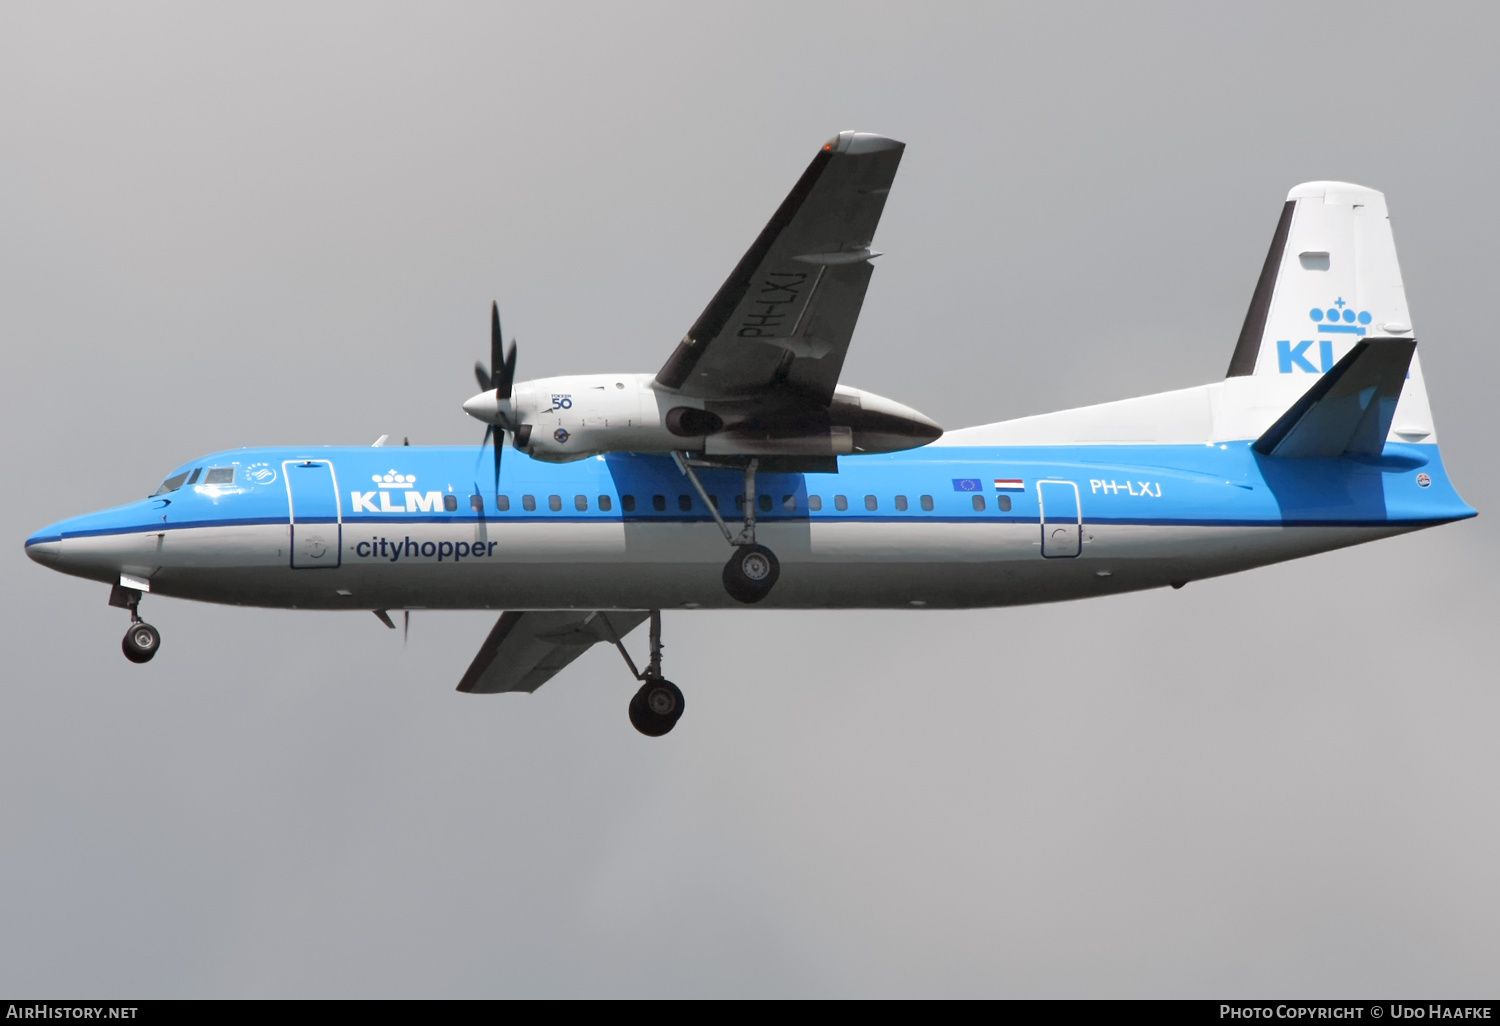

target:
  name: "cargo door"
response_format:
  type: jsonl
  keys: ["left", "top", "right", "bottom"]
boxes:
{"left": 1038, "top": 479, "right": 1081, "bottom": 558}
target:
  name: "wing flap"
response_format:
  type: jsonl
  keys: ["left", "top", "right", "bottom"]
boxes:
{"left": 456, "top": 610, "right": 649, "bottom": 694}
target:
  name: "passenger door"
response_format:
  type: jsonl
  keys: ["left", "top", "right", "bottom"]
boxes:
{"left": 284, "top": 460, "right": 342, "bottom": 569}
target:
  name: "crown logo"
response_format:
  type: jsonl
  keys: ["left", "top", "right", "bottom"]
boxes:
{"left": 372, "top": 470, "right": 417, "bottom": 489}
{"left": 1309, "top": 297, "right": 1372, "bottom": 336}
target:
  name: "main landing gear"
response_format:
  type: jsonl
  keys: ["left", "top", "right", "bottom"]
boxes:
{"left": 110, "top": 583, "right": 161, "bottom": 664}
{"left": 612, "top": 610, "right": 685, "bottom": 737}
{"left": 674, "top": 454, "right": 781, "bottom": 604}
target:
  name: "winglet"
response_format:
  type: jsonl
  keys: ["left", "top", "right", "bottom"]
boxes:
{"left": 1253, "top": 337, "right": 1416, "bottom": 458}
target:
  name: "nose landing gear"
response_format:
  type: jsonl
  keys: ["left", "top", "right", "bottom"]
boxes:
{"left": 123, "top": 621, "right": 161, "bottom": 663}
{"left": 110, "top": 582, "right": 161, "bottom": 664}
{"left": 612, "top": 610, "right": 685, "bottom": 737}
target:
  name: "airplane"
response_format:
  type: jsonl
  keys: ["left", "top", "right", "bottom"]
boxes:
{"left": 24, "top": 132, "right": 1476, "bottom": 737}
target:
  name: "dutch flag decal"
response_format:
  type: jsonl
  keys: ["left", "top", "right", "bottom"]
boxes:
{"left": 994, "top": 478, "right": 1025, "bottom": 492}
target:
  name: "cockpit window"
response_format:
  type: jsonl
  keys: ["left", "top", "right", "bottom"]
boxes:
{"left": 152, "top": 472, "right": 191, "bottom": 496}
{"left": 203, "top": 467, "right": 235, "bottom": 485}
{"left": 186, "top": 468, "right": 202, "bottom": 485}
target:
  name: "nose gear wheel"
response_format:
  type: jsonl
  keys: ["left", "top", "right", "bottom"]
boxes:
{"left": 122, "top": 621, "right": 160, "bottom": 663}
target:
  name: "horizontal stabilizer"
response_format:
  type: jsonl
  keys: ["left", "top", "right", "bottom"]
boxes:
{"left": 1253, "top": 338, "right": 1416, "bottom": 459}
{"left": 457, "top": 610, "right": 649, "bottom": 694}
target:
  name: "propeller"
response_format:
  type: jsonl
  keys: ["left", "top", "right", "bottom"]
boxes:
{"left": 472, "top": 301, "right": 518, "bottom": 505}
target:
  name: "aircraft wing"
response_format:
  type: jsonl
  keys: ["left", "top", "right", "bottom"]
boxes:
{"left": 655, "top": 131, "right": 904, "bottom": 406}
{"left": 456, "top": 610, "right": 649, "bottom": 694}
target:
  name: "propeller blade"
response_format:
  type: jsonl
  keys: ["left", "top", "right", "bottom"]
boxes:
{"left": 491, "top": 302, "right": 505, "bottom": 397}
{"left": 493, "top": 426, "right": 504, "bottom": 499}
{"left": 474, "top": 360, "right": 492, "bottom": 392}
{"left": 497, "top": 339, "right": 518, "bottom": 401}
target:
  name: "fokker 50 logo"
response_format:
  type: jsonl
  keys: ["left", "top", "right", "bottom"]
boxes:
{"left": 351, "top": 470, "right": 445, "bottom": 514}
{"left": 1277, "top": 298, "right": 1373, "bottom": 373}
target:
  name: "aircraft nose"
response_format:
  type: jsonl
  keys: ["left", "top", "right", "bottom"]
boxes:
{"left": 24, "top": 530, "right": 63, "bottom": 567}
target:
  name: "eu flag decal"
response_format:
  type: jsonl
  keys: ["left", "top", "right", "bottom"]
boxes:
{"left": 952, "top": 478, "right": 983, "bottom": 492}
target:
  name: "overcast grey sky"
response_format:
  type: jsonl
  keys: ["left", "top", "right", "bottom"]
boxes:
{"left": 3, "top": 1, "right": 1498, "bottom": 998}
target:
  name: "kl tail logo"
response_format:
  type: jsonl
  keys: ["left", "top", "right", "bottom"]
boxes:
{"left": 1278, "top": 298, "right": 1373, "bottom": 373}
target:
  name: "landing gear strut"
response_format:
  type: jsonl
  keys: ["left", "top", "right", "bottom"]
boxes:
{"left": 613, "top": 610, "right": 685, "bottom": 737}
{"left": 674, "top": 454, "right": 781, "bottom": 604}
{"left": 110, "top": 583, "right": 161, "bottom": 664}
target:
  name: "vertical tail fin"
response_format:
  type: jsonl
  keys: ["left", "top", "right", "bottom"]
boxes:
{"left": 1225, "top": 182, "right": 1436, "bottom": 445}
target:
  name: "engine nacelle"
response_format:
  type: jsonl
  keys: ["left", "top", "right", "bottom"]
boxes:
{"left": 462, "top": 374, "right": 941, "bottom": 462}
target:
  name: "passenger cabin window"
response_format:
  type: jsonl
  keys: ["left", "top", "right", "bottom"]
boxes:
{"left": 549, "top": 495, "right": 562, "bottom": 512}
{"left": 186, "top": 468, "right": 202, "bottom": 485}
{"left": 598, "top": 495, "right": 613, "bottom": 512}
{"left": 895, "top": 495, "right": 908, "bottom": 511}
{"left": 443, "top": 494, "right": 459, "bottom": 511}
{"left": 759, "top": 495, "right": 772, "bottom": 513}
{"left": 678, "top": 494, "right": 692, "bottom": 512}
{"left": 834, "top": 495, "right": 848, "bottom": 511}
{"left": 782, "top": 494, "right": 796, "bottom": 511}
{"left": 575, "top": 495, "right": 588, "bottom": 511}
{"left": 621, "top": 494, "right": 636, "bottom": 512}
{"left": 809, "top": 495, "right": 822, "bottom": 511}
{"left": 494, "top": 495, "right": 510, "bottom": 512}
{"left": 653, "top": 494, "right": 667, "bottom": 512}
{"left": 998, "top": 495, "right": 1012, "bottom": 512}
{"left": 972, "top": 495, "right": 986, "bottom": 511}
{"left": 920, "top": 495, "right": 934, "bottom": 511}
{"left": 522, "top": 495, "right": 536, "bottom": 511}
{"left": 152, "top": 472, "right": 191, "bottom": 496}
{"left": 470, "top": 494, "right": 484, "bottom": 511}
{"left": 865, "top": 495, "right": 878, "bottom": 511}
{"left": 203, "top": 467, "right": 234, "bottom": 485}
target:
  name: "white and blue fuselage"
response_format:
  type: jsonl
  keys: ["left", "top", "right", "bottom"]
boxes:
{"left": 23, "top": 438, "right": 1473, "bottom": 612}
